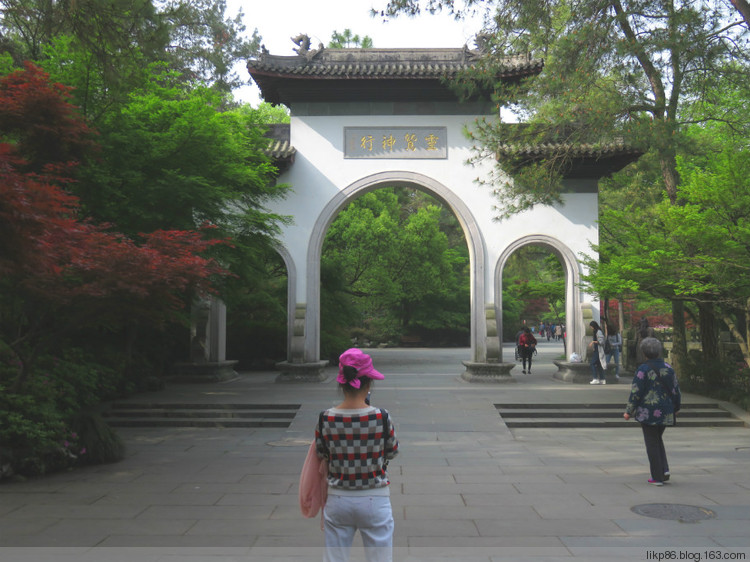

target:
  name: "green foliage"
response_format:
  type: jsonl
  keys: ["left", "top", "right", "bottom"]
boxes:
{"left": 328, "top": 29, "right": 374, "bottom": 48}
{"left": 225, "top": 250, "right": 288, "bottom": 369}
{"left": 248, "top": 101, "right": 290, "bottom": 124}
{"left": 584, "top": 113, "right": 750, "bottom": 365}
{"left": 0, "top": 52, "right": 17, "bottom": 75}
{"left": 73, "top": 69, "right": 287, "bottom": 239}
{"left": 502, "top": 246, "right": 565, "bottom": 339}
{"left": 0, "top": 349, "right": 125, "bottom": 478}
{"left": 321, "top": 188, "right": 470, "bottom": 346}
{"left": 381, "top": 0, "right": 749, "bottom": 215}
{"left": 69, "top": 411, "right": 125, "bottom": 466}
{"left": 156, "top": 0, "right": 261, "bottom": 93}
{"left": 680, "top": 351, "right": 750, "bottom": 413}
{"left": 1, "top": 0, "right": 259, "bottom": 110}
{"left": 0, "top": 53, "right": 276, "bottom": 479}
{"left": 0, "top": 388, "right": 67, "bottom": 477}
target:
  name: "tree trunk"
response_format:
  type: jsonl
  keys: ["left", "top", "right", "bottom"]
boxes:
{"left": 697, "top": 302, "right": 720, "bottom": 361}
{"left": 721, "top": 297, "right": 750, "bottom": 366}
{"left": 659, "top": 151, "right": 680, "bottom": 204}
{"left": 670, "top": 300, "right": 688, "bottom": 373}
{"left": 730, "top": 0, "right": 750, "bottom": 28}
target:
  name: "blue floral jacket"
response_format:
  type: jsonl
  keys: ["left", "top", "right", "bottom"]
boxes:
{"left": 625, "top": 359, "right": 682, "bottom": 426}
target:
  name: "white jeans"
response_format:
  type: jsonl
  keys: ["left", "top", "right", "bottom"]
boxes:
{"left": 323, "top": 494, "right": 394, "bottom": 562}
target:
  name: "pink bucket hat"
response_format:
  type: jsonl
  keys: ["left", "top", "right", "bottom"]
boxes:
{"left": 337, "top": 348, "right": 384, "bottom": 388}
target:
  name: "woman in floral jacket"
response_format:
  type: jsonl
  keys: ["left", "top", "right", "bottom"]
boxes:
{"left": 623, "top": 337, "right": 681, "bottom": 486}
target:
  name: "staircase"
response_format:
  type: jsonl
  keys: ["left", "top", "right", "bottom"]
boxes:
{"left": 495, "top": 402, "right": 746, "bottom": 428}
{"left": 103, "top": 403, "right": 301, "bottom": 429}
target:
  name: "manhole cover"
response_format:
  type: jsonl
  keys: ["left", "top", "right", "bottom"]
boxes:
{"left": 632, "top": 503, "right": 716, "bottom": 523}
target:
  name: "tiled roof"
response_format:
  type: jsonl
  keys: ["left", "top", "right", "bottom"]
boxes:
{"left": 497, "top": 141, "right": 642, "bottom": 178}
{"left": 498, "top": 141, "right": 641, "bottom": 159}
{"left": 262, "top": 124, "right": 295, "bottom": 169}
{"left": 249, "top": 47, "right": 541, "bottom": 79}
{"left": 247, "top": 46, "right": 543, "bottom": 105}
{"left": 266, "top": 138, "right": 295, "bottom": 160}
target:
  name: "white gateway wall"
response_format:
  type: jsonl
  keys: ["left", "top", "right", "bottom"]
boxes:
{"left": 269, "top": 111, "right": 598, "bottom": 365}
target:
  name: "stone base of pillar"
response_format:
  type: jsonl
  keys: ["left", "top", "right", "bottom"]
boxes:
{"left": 275, "top": 360, "right": 330, "bottom": 383}
{"left": 553, "top": 360, "right": 619, "bottom": 384}
{"left": 460, "top": 361, "right": 516, "bottom": 383}
{"left": 170, "top": 360, "right": 239, "bottom": 383}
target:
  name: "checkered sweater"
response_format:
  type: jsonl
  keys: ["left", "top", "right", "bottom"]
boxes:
{"left": 315, "top": 406, "right": 398, "bottom": 493}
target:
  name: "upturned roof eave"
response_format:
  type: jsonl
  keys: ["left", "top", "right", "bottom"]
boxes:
{"left": 246, "top": 46, "right": 543, "bottom": 106}
{"left": 497, "top": 144, "right": 644, "bottom": 179}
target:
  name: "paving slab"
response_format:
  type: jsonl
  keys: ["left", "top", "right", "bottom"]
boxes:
{"left": 1, "top": 342, "right": 749, "bottom": 561}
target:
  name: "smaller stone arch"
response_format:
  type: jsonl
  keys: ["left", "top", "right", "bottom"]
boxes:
{"left": 495, "top": 234, "right": 586, "bottom": 361}
{"left": 305, "top": 170, "right": 491, "bottom": 366}
{"left": 272, "top": 244, "right": 300, "bottom": 362}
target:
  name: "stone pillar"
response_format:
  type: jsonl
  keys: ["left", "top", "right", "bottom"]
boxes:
{"left": 553, "top": 302, "right": 617, "bottom": 384}
{"left": 207, "top": 298, "right": 228, "bottom": 363}
{"left": 172, "top": 296, "right": 238, "bottom": 382}
{"left": 276, "top": 303, "right": 328, "bottom": 383}
{"left": 461, "top": 303, "right": 516, "bottom": 383}
{"left": 485, "top": 304, "right": 501, "bottom": 363}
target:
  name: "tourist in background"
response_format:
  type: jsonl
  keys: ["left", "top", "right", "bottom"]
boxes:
{"left": 605, "top": 322, "right": 622, "bottom": 380}
{"left": 624, "top": 337, "right": 681, "bottom": 486}
{"left": 589, "top": 320, "right": 607, "bottom": 384}
{"left": 519, "top": 326, "right": 537, "bottom": 374}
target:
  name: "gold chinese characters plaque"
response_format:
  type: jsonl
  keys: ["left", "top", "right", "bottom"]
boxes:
{"left": 344, "top": 127, "right": 448, "bottom": 159}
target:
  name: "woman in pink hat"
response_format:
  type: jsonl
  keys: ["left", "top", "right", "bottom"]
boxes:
{"left": 315, "top": 348, "right": 399, "bottom": 562}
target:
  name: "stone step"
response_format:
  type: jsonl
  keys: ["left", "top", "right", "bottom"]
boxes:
{"left": 104, "top": 418, "right": 293, "bottom": 428}
{"left": 103, "top": 403, "right": 301, "bottom": 429}
{"left": 495, "top": 402, "right": 720, "bottom": 409}
{"left": 495, "top": 403, "right": 746, "bottom": 429}
{"left": 502, "top": 418, "right": 746, "bottom": 428}
{"left": 497, "top": 408, "right": 734, "bottom": 419}
{"left": 109, "top": 402, "right": 301, "bottom": 410}
{"left": 103, "top": 409, "right": 296, "bottom": 419}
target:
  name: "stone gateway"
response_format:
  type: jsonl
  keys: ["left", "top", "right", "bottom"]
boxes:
{"left": 237, "top": 39, "right": 638, "bottom": 382}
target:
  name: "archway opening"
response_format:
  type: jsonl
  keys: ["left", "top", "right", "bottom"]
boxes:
{"left": 225, "top": 248, "right": 288, "bottom": 369}
{"left": 319, "top": 185, "right": 471, "bottom": 363}
{"left": 503, "top": 245, "right": 566, "bottom": 342}
{"left": 499, "top": 238, "right": 582, "bottom": 364}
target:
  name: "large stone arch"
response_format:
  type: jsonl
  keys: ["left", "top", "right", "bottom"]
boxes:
{"left": 304, "top": 170, "right": 490, "bottom": 365}
{"left": 495, "top": 234, "right": 586, "bottom": 360}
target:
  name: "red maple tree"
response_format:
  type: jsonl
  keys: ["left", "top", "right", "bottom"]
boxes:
{"left": 0, "top": 64, "right": 229, "bottom": 388}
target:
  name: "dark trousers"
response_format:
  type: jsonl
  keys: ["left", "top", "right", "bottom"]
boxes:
{"left": 590, "top": 350, "right": 604, "bottom": 380}
{"left": 641, "top": 424, "right": 669, "bottom": 481}
{"left": 521, "top": 348, "right": 533, "bottom": 370}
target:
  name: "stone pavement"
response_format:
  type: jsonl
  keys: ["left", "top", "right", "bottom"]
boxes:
{"left": 1, "top": 342, "right": 749, "bottom": 561}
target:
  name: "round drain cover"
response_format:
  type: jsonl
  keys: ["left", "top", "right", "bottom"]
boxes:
{"left": 631, "top": 503, "right": 716, "bottom": 523}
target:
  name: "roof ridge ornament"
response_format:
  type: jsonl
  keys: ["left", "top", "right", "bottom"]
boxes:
{"left": 291, "top": 34, "right": 325, "bottom": 62}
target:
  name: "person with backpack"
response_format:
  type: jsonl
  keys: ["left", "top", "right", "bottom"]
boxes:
{"left": 518, "top": 326, "right": 537, "bottom": 374}
{"left": 315, "top": 348, "right": 399, "bottom": 561}
{"left": 605, "top": 322, "right": 623, "bottom": 380}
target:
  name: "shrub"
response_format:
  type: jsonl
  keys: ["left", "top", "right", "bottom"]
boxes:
{"left": 70, "top": 411, "right": 125, "bottom": 466}
{"left": 680, "top": 351, "right": 750, "bottom": 412}
{"left": 0, "top": 349, "right": 128, "bottom": 479}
